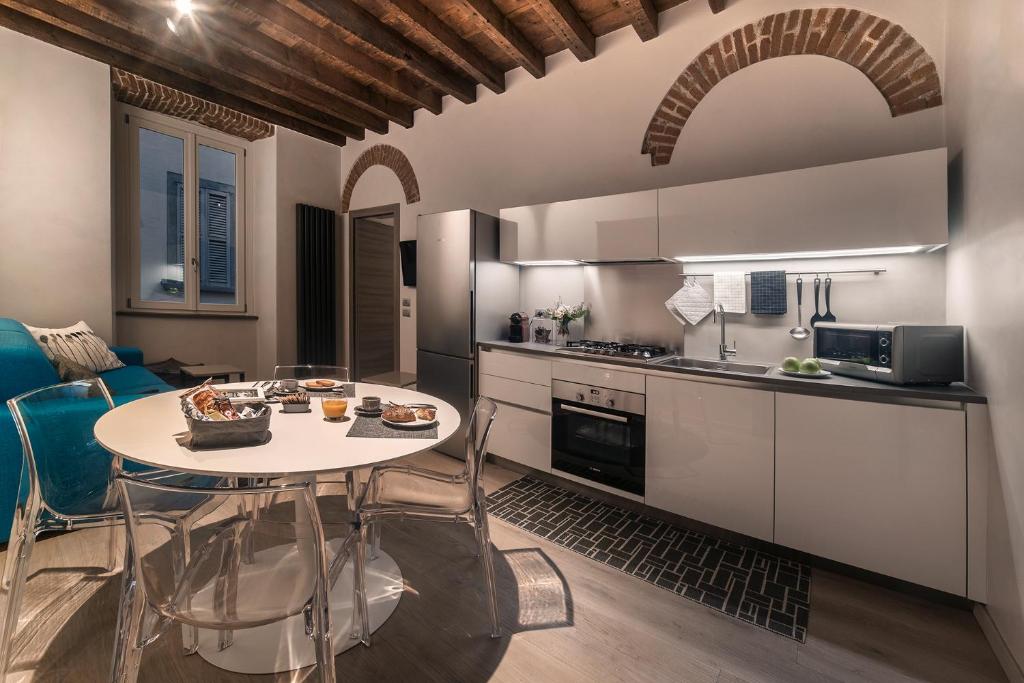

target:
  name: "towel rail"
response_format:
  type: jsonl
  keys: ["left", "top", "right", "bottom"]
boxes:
{"left": 678, "top": 268, "right": 885, "bottom": 277}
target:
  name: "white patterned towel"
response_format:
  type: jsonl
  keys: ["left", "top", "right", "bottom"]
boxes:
{"left": 713, "top": 271, "right": 747, "bottom": 314}
{"left": 665, "top": 279, "right": 714, "bottom": 326}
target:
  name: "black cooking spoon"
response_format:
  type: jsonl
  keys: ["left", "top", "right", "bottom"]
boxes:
{"left": 809, "top": 276, "right": 824, "bottom": 327}
{"left": 822, "top": 276, "right": 837, "bottom": 323}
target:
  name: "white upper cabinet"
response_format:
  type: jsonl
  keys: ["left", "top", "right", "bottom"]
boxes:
{"left": 658, "top": 149, "right": 949, "bottom": 259}
{"left": 499, "top": 189, "right": 659, "bottom": 263}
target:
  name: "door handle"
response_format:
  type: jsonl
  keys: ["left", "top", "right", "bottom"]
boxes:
{"left": 561, "top": 404, "right": 628, "bottom": 423}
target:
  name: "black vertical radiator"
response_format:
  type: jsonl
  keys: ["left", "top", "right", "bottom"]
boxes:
{"left": 296, "top": 203, "right": 337, "bottom": 365}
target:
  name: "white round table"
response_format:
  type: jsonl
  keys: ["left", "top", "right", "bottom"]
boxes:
{"left": 94, "top": 382, "right": 461, "bottom": 675}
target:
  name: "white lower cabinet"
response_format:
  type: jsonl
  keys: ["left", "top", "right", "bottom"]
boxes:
{"left": 645, "top": 377, "right": 775, "bottom": 541}
{"left": 774, "top": 393, "right": 967, "bottom": 595}
{"left": 485, "top": 401, "right": 551, "bottom": 473}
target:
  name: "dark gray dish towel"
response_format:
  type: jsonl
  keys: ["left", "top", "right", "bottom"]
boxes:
{"left": 346, "top": 415, "right": 438, "bottom": 439}
{"left": 750, "top": 270, "right": 787, "bottom": 315}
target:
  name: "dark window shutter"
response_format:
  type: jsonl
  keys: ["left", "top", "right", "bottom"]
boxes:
{"left": 199, "top": 186, "right": 235, "bottom": 292}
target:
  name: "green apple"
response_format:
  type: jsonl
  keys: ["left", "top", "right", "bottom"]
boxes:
{"left": 782, "top": 356, "right": 801, "bottom": 372}
{"left": 800, "top": 358, "right": 822, "bottom": 374}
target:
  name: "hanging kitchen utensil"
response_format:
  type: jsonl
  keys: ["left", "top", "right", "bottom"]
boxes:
{"left": 809, "top": 276, "right": 824, "bottom": 328}
{"left": 822, "top": 276, "right": 837, "bottom": 323}
{"left": 789, "top": 277, "right": 811, "bottom": 340}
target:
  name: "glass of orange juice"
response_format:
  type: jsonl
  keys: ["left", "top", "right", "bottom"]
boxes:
{"left": 322, "top": 397, "right": 348, "bottom": 422}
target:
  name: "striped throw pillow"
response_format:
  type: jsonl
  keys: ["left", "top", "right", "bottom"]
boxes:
{"left": 24, "top": 321, "right": 125, "bottom": 373}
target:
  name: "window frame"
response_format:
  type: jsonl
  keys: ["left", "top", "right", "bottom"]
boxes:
{"left": 118, "top": 106, "right": 249, "bottom": 315}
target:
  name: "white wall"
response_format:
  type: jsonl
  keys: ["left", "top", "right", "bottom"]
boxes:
{"left": 0, "top": 28, "right": 114, "bottom": 340}
{"left": 343, "top": 0, "right": 949, "bottom": 372}
{"left": 945, "top": 0, "right": 1024, "bottom": 673}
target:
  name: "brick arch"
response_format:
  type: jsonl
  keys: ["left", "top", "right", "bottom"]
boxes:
{"left": 341, "top": 144, "right": 421, "bottom": 213}
{"left": 642, "top": 8, "right": 942, "bottom": 166}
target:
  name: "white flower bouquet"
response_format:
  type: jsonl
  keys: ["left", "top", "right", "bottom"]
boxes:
{"left": 545, "top": 300, "right": 588, "bottom": 336}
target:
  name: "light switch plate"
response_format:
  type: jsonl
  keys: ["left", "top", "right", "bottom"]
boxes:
{"left": 401, "top": 298, "right": 411, "bottom": 306}
{"left": 401, "top": 309, "right": 411, "bottom": 317}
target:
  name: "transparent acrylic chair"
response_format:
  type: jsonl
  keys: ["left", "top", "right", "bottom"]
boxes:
{"left": 273, "top": 365, "right": 350, "bottom": 382}
{"left": 112, "top": 478, "right": 362, "bottom": 683}
{"left": 0, "top": 379, "right": 219, "bottom": 676}
{"left": 353, "top": 396, "right": 500, "bottom": 641}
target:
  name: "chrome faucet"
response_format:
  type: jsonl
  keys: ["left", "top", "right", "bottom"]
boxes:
{"left": 715, "top": 304, "right": 737, "bottom": 361}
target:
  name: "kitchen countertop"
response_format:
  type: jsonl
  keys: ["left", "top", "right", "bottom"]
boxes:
{"left": 479, "top": 340, "right": 986, "bottom": 405}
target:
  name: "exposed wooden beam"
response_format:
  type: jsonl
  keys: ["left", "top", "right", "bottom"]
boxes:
{"left": 460, "top": 0, "right": 545, "bottom": 78}
{"left": 531, "top": 0, "right": 595, "bottom": 61}
{"left": 377, "top": 0, "right": 505, "bottom": 93}
{"left": 223, "top": 0, "right": 433, "bottom": 121}
{"left": 0, "top": 3, "right": 347, "bottom": 146}
{"left": 286, "top": 0, "right": 478, "bottom": 104}
{"left": 620, "top": 0, "right": 658, "bottom": 41}
{"left": 7, "top": 0, "right": 362, "bottom": 140}
{"left": 77, "top": 0, "right": 386, "bottom": 136}
{"left": 708, "top": 0, "right": 726, "bottom": 13}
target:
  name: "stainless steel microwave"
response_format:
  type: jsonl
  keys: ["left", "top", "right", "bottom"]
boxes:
{"left": 813, "top": 323, "right": 965, "bottom": 385}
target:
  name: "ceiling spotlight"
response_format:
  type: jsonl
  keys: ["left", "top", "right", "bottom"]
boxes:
{"left": 174, "top": 0, "right": 193, "bottom": 15}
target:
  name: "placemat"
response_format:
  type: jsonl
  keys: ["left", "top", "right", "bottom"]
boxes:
{"left": 345, "top": 415, "right": 438, "bottom": 439}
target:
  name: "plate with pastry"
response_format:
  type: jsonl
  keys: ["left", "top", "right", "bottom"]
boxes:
{"left": 300, "top": 378, "right": 341, "bottom": 391}
{"left": 381, "top": 402, "right": 438, "bottom": 429}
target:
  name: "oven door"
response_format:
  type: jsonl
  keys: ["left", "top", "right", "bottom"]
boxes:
{"left": 551, "top": 399, "right": 645, "bottom": 496}
{"left": 815, "top": 326, "right": 892, "bottom": 369}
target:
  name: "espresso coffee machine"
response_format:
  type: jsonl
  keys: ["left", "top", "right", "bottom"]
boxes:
{"left": 508, "top": 312, "right": 525, "bottom": 343}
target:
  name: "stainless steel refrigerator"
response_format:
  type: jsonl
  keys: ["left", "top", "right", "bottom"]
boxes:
{"left": 417, "top": 210, "right": 519, "bottom": 459}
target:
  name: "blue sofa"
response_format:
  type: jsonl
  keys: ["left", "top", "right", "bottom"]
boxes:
{"left": 0, "top": 318, "right": 173, "bottom": 542}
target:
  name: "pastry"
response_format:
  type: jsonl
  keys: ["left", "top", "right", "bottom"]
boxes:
{"left": 311, "top": 379, "right": 336, "bottom": 388}
{"left": 415, "top": 408, "right": 436, "bottom": 421}
{"left": 382, "top": 403, "right": 415, "bottom": 423}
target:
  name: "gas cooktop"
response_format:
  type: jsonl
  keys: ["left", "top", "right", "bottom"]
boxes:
{"left": 557, "top": 339, "right": 670, "bottom": 361}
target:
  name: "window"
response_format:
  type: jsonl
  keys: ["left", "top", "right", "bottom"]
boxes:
{"left": 122, "top": 111, "right": 247, "bottom": 313}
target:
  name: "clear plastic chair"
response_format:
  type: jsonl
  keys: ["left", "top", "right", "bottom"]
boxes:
{"left": 273, "top": 365, "right": 350, "bottom": 382}
{"left": 112, "top": 478, "right": 360, "bottom": 683}
{"left": 354, "top": 396, "right": 500, "bottom": 641}
{"left": 0, "top": 379, "right": 219, "bottom": 676}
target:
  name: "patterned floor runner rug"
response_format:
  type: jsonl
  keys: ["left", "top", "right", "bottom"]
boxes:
{"left": 486, "top": 476, "right": 811, "bottom": 642}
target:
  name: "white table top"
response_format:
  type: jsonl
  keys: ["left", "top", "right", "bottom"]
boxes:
{"left": 94, "top": 382, "right": 461, "bottom": 478}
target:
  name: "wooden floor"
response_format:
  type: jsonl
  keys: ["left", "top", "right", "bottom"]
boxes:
{"left": 0, "top": 451, "right": 1006, "bottom": 683}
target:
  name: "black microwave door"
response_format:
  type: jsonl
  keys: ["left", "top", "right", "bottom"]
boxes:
{"left": 816, "top": 328, "right": 884, "bottom": 366}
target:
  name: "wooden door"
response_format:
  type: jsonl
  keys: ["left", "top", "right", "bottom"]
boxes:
{"left": 351, "top": 212, "right": 397, "bottom": 381}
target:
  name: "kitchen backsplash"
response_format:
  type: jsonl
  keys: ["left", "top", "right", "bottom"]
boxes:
{"left": 519, "top": 251, "right": 947, "bottom": 364}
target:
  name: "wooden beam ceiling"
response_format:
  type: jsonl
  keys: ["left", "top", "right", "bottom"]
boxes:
{"left": 376, "top": 0, "right": 506, "bottom": 93}
{"left": 0, "top": 3, "right": 349, "bottom": 145}
{"left": 459, "top": 0, "right": 546, "bottom": 78}
{"left": 0, "top": 0, "right": 690, "bottom": 146}
{"left": 281, "top": 0, "right": 479, "bottom": 104}
{"left": 531, "top": 0, "right": 596, "bottom": 62}
{"left": 620, "top": 0, "right": 659, "bottom": 41}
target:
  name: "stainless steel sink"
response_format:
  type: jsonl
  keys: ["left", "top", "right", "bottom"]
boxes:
{"left": 650, "top": 356, "right": 773, "bottom": 376}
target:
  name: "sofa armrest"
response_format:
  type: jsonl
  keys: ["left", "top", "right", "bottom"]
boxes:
{"left": 110, "top": 346, "right": 144, "bottom": 367}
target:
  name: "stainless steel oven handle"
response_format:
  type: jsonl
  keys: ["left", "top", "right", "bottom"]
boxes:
{"left": 560, "top": 404, "right": 629, "bottom": 423}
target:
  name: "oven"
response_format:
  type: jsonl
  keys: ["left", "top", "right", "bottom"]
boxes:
{"left": 551, "top": 380, "right": 646, "bottom": 496}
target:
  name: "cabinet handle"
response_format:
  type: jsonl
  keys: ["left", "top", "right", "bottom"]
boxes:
{"left": 561, "top": 404, "right": 628, "bottom": 423}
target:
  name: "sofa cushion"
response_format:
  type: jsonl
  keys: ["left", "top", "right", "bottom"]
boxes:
{"left": 23, "top": 320, "right": 125, "bottom": 373}
{"left": 100, "top": 365, "right": 172, "bottom": 397}
{"left": 0, "top": 318, "right": 60, "bottom": 402}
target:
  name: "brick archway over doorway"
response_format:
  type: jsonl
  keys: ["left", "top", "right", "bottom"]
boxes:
{"left": 641, "top": 8, "right": 943, "bottom": 166}
{"left": 341, "top": 144, "right": 421, "bottom": 213}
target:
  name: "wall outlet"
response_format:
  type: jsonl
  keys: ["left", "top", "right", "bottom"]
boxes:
{"left": 401, "top": 309, "right": 411, "bottom": 318}
{"left": 401, "top": 298, "right": 411, "bottom": 306}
